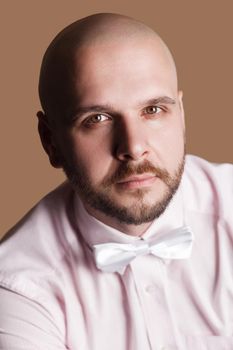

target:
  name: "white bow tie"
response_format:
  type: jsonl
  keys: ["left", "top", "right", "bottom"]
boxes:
{"left": 93, "top": 226, "right": 194, "bottom": 274}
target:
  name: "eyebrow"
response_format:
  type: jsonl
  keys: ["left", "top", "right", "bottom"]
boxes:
{"left": 71, "top": 96, "right": 176, "bottom": 121}
{"left": 142, "top": 96, "right": 176, "bottom": 106}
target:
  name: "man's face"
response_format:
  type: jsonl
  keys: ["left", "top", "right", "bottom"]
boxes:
{"left": 57, "top": 39, "right": 185, "bottom": 230}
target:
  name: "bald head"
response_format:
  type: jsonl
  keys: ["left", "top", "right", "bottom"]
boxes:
{"left": 38, "top": 13, "right": 177, "bottom": 126}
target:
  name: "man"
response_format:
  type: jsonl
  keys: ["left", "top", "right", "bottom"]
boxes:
{"left": 0, "top": 13, "right": 232, "bottom": 350}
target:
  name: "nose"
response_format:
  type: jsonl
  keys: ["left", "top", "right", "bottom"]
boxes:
{"left": 114, "top": 117, "right": 149, "bottom": 161}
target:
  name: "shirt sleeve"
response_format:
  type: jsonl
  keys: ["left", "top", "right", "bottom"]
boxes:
{"left": 0, "top": 287, "right": 67, "bottom": 350}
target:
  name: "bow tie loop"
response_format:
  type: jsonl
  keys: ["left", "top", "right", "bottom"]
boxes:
{"left": 93, "top": 225, "right": 194, "bottom": 274}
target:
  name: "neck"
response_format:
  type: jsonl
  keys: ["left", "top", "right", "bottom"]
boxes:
{"left": 84, "top": 204, "right": 153, "bottom": 237}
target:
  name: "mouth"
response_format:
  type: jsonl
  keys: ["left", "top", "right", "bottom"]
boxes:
{"left": 116, "top": 174, "right": 157, "bottom": 190}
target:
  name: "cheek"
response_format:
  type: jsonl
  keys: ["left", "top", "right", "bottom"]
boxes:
{"left": 154, "top": 122, "right": 185, "bottom": 170}
{"left": 70, "top": 134, "right": 113, "bottom": 181}
{"left": 167, "top": 129, "right": 185, "bottom": 163}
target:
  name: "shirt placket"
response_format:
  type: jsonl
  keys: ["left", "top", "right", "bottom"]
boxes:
{"left": 130, "top": 255, "right": 178, "bottom": 350}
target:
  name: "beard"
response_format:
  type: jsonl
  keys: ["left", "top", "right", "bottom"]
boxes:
{"left": 62, "top": 154, "right": 185, "bottom": 226}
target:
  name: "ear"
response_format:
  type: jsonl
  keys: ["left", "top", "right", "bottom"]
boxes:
{"left": 37, "top": 111, "right": 62, "bottom": 168}
{"left": 178, "top": 90, "right": 185, "bottom": 128}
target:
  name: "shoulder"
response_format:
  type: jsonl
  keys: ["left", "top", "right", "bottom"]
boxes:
{"left": 185, "top": 154, "right": 233, "bottom": 181}
{"left": 182, "top": 155, "right": 233, "bottom": 218}
{"left": 0, "top": 182, "right": 78, "bottom": 301}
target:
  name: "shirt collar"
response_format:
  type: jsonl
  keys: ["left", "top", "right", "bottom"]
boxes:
{"left": 74, "top": 180, "right": 184, "bottom": 249}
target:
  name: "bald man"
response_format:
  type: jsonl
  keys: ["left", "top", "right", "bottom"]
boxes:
{"left": 0, "top": 13, "right": 232, "bottom": 350}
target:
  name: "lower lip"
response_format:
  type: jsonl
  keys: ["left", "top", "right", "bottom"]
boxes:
{"left": 117, "top": 176, "right": 157, "bottom": 190}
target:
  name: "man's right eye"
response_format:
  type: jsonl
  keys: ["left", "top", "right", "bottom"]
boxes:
{"left": 85, "top": 114, "right": 110, "bottom": 124}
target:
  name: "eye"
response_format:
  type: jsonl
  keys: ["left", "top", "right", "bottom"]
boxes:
{"left": 85, "top": 114, "right": 110, "bottom": 124}
{"left": 144, "top": 106, "right": 163, "bottom": 115}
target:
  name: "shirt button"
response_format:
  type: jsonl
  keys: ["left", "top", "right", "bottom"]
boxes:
{"left": 145, "top": 285, "right": 157, "bottom": 294}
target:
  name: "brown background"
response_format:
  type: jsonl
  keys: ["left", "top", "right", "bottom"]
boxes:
{"left": 0, "top": 1, "right": 232, "bottom": 238}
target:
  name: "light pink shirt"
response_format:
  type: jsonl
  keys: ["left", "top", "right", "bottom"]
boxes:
{"left": 0, "top": 155, "right": 232, "bottom": 350}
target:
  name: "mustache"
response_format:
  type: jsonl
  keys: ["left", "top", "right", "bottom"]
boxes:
{"left": 102, "top": 160, "right": 171, "bottom": 187}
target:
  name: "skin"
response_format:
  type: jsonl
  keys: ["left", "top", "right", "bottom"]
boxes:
{"left": 37, "top": 14, "right": 185, "bottom": 236}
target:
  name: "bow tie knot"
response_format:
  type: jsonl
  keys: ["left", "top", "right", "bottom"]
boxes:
{"left": 129, "top": 241, "right": 150, "bottom": 255}
{"left": 93, "top": 226, "right": 194, "bottom": 274}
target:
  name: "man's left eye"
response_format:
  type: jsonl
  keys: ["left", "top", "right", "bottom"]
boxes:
{"left": 145, "top": 106, "right": 162, "bottom": 114}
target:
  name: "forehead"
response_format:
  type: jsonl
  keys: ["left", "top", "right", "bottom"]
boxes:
{"left": 73, "top": 39, "right": 177, "bottom": 107}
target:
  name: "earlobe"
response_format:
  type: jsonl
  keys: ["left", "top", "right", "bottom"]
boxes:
{"left": 36, "top": 111, "right": 62, "bottom": 168}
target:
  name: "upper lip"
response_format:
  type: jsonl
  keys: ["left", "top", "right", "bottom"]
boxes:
{"left": 117, "top": 174, "right": 156, "bottom": 183}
